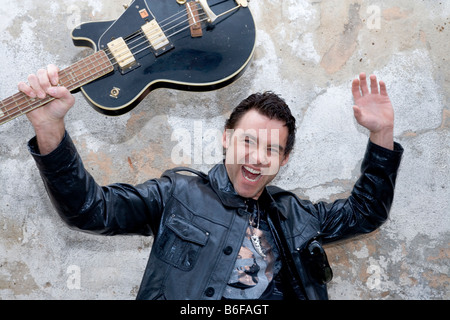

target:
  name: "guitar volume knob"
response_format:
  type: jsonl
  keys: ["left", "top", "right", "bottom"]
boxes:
{"left": 110, "top": 87, "right": 121, "bottom": 99}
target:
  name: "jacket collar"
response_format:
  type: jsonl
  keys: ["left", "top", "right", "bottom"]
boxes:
{"left": 208, "top": 163, "right": 246, "bottom": 209}
{"left": 207, "top": 163, "right": 288, "bottom": 219}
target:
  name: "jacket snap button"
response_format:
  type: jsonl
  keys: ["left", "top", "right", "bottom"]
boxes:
{"left": 205, "top": 287, "right": 215, "bottom": 297}
{"left": 223, "top": 246, "right": 233, "bottom": 255}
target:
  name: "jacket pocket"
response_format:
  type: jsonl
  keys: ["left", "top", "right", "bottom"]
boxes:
{"left": 154, "top": 214, "right": 210, "bottom": 271}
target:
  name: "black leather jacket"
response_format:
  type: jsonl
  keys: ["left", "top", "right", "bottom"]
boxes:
{"left": 29, "top": 133, "right": 403, "bottom": 300}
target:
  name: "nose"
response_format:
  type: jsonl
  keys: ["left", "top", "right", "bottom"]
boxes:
{"left": 249, "top": 144, "right": 270, "bottom": 166}
{"left": 258, "top": 146, "right": 270, "bottom": 166}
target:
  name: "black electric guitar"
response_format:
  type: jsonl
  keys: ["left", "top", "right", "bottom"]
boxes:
{"left": 0, "top": 0, "right": 255, "bottom": 125}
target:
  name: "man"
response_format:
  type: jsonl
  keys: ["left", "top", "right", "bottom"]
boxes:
{"left": 19, "top": 66, "right": 403, "bottom": 299}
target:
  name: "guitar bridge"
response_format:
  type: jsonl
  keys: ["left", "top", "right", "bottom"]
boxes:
{"left": 186, "top": 1, "right": 203, "bottom": 38}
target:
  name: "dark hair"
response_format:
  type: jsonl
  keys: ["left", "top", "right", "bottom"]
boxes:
{"left": 225, "top": 92, "right": 296, "bottom": 156}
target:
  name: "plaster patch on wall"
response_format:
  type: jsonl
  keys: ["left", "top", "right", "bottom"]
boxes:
{"left": 376, "top": 49, "right": 444, "bottom": 135}
{"left": 354, "top": 244, "right": 369, "bottom": 259}
{"left": 251, "top": 30, "right": 283, "bottom": 91}
{"left": 303, "top": 185, "right": 346, "bottom": 203}
{"left": 320, "top": 3, "right": 363, "bottom": 74}
{"left": 0, "top": 15, "right": 48, "bottom": 96}
{"left": 0, "top": 261, "right": 39, "bottom": 297}
{"left": 275, "top": 84, "right": 367, "bottom": 191}
{"left": 167, "top": 109, "right": 225, "bottom": 172}
{"left": 387, "top": 130, "right": 450, "bottom": 242}
{"left": 283, "top": 0, "right": 316, "bottom": 24}
{"left": 288, "top": 33, "right": 321, "bottom": 64}
{"left": 84, "top": 0, "right": 104, "bottom": 16}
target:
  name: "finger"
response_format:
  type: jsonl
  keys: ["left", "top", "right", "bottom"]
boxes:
{"left": 369, "top": 74, "right": 379, "bottom": 94}
{"left": 18, "top": 81, "right": 36, "bottom": 98}
{"left": 352, "top": 78, "right": 362, "bottom": 99}
{"left": 379, "top": 80, "right": 388, "bottom": 96}
{"left": 47, "top": 64, "right": 60, "bottom": 86}
{"left": 27, "top": 73, "right": 46, "bottom": 99}
{"left": 359, "top": 72, "right": 369, "bottom": 95}
{"left": 37, "top": 68, "right": 52, "bottom": 95}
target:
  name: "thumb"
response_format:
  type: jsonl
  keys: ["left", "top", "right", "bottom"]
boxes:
{"left": 353, "top": 105, "right": 362, "bottom": 122}
{"left": 47, "top": 86, "right": 75, "bottom": 112}
{"left": 47, "top": 86, "right": 70, "bottom": 98}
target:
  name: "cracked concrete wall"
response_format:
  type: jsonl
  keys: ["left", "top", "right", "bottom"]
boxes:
{"left": 0, "top": 0, "right": 448, "bottom": 299}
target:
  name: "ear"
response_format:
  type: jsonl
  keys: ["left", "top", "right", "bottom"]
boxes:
{"left": 280, "top": 153, "right": 290, "bottom": 167}
{"left": 222, "top": 130, "right": 231, "bottom": 149}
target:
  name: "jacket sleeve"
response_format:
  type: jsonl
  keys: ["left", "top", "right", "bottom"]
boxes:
{"left": 317, "top": 140, "right": 404, "bottom": 243}
{"left": 28, "top": 132, "right": 173, "bottom": 236}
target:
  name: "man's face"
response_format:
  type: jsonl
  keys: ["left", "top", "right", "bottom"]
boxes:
{"left": 222, "top": 109, "right": 290, "bottom": 200}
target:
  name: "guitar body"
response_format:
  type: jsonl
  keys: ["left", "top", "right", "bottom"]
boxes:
{"left": 71, "top": 0, "right": 256, "bottom": 116}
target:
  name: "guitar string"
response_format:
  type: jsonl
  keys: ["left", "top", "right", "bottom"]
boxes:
{"left": 1, "top": 22, "right": 210, "bottom": 124}
{"left": 87, "top": 0, "right": 245, "bottom": 68}
{"left": 0, "top": 4, "right": 232, "bottom": 123}
{"left": 55, "top": 9, "right": 207, "bottom": 91}
{"left": 0, "top": 8, "right": 205, "bottom": 115}
{"left": 0, "top": 11, "right": 209, "bottom": 124}
{"left": 119, "top": 3, "right": 208, "bottom": 55}
{"left": 1, "top": 0, "right": 231, "bottom": 120}
{"left": 0, "top": 55, "right": 114, "bottom": 125}
{"left": 103, "top": 10, "right": 208, "bottom": 67}
{"left": 104, "top": 9, "right": 193, "bottom": 59}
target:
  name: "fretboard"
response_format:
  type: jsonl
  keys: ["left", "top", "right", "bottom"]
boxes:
{"left": 0, "top": 50, "right": 114, "bottom": 125}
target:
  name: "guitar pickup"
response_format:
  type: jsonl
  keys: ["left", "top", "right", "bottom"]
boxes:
{"left": 141, "top": 20, "right": 174, "bottom": 56}
{"left": 107, "top": 37, "right": 137, "bottom": 71}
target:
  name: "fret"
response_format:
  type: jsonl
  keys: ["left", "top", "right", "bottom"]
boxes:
{"left": 0, "top": 100, "right": 4, "bottom": 118}
{"left": 0, "top": 93, "right": 33, "bottom": 124}
{"left": 63, "top": 51, "right": 113, "bottom": 90}
{"left": 0, "top": 50, "right": 113, "bottom": 126}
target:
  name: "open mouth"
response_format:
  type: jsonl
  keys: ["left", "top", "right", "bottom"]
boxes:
{"left": 242, "top": 165, "right": 262, "bottom": 182}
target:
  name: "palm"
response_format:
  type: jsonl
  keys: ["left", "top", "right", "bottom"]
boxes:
{"left": 352, "top": 73, "right": 394, "bottom": 133}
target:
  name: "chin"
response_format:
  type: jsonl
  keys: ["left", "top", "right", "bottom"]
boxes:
{"left": 236, "top": 187, "right": 261, "bottom": 200}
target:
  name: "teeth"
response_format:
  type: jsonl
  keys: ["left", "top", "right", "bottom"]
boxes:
{"left": 245, "top": 175, "right": 260, "bottom": 182}
{"left": 243, "top": 166, "right": 261, "bottom": 174}
{"left": 242, "top": 166, "right": 262, "bottom": 182}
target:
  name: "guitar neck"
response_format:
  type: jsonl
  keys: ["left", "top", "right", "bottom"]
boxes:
{"left": 0, "top": 50, "right": 114, "bottom": 126}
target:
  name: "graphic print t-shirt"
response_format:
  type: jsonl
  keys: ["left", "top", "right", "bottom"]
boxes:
{"left": 222, "top": 200, "right": 282, "bottom": 299}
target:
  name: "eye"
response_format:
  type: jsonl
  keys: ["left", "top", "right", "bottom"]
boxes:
{"left": 244, "top": 136, "right": 255, "bottom": 144}
{"left": 268, "top": 146, "right": 280, "bottom": 155}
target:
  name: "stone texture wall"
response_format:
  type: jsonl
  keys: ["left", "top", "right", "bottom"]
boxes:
{"left": 0, "top": 0, "right": 448, "bottom": 299}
